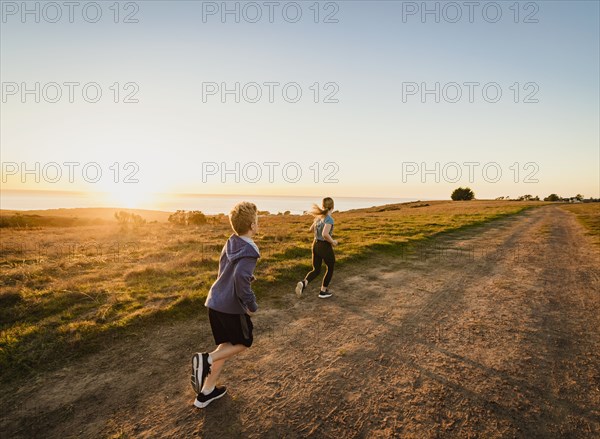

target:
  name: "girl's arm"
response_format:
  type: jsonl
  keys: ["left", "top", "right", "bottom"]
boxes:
{"left": 322, "top": 224, "right": 338, "bottom": 246}
{"left": 309, "top": 219, "right": 317, "bottom": 232}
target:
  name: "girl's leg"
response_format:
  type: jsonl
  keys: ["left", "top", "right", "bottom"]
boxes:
{"left": 202, "top": 343, "right": 247, "bottom": 393}
{"left": 321, "top": 244, "right": 336, "bottom": 289}
{"left": 305, "top": 242, "right": 323, "bottom": 284}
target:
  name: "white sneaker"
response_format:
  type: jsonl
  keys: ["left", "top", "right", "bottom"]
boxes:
{"left": 319, "top": 290, "right": 333, "bottom": 299}
{"left": 194, "top": 386, "right": 227, "bottom": 408}
{"left": 295, "top": 280, "right": 305, "bottom": 298}
{"left": 191, "top": 353, "right": 211, "bottom": 394}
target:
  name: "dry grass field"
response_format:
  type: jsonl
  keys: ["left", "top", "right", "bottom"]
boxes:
{"left": 1, "top": 200, "right": 598, "bottom": 438}
{"left": 0, "top": 201, "right": 539, "bottom": 380}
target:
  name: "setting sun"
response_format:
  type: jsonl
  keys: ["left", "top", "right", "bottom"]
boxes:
{"left": 99, "top": 188, "right": 156, "bottom": 209}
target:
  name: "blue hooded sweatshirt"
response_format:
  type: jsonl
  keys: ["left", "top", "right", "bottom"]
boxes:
{"left": 204, "top": 234, "right": 259, "bottom": 315}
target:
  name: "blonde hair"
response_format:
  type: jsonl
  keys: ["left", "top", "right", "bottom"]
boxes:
{"left": 229, "top": 202, "right": 257, "bottom": 235}
{"left": 309, "top": 197, "right": 334, "bottom": 217}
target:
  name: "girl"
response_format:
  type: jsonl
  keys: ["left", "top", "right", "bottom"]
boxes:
{"left": 296, "top": 197, "right": 338, "bottom": 299}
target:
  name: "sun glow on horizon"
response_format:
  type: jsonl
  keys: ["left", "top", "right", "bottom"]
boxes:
{"left": 94, "top": 188, "right": 158, "bottom": 209}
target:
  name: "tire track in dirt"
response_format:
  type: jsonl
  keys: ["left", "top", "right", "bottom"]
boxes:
{"left": 1, "top": 206, "right": 598, "bottom": 438}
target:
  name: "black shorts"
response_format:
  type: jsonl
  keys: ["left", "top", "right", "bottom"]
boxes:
{"left": 208, "top": 308, "right": 254, "bottom": 348}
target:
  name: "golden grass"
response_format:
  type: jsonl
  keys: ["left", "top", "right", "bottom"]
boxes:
{"left": 560, "top": 203, "right": 600, "bottom": 246}
{"left": 0, "top": 200, "right": 543, "bottom": 381}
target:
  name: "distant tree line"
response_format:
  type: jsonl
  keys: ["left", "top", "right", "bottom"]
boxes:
{"left": 495, "top": 194, "right": 594, "bottom": 202}
{"left": 452, "top": 187, "right": 597, "bottom": 202}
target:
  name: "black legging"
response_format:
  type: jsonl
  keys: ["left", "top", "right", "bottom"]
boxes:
{"left": 305, "top": 239, "right": 335, "bottom": 288}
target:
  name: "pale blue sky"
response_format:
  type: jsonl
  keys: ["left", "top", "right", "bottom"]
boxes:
{"left": 1, "top": 1, "right": 598, "bottom": 204}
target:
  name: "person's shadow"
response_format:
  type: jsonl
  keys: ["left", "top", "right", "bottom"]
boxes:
{"left": 194, "top": 392, "right": 244, "bottom": 438}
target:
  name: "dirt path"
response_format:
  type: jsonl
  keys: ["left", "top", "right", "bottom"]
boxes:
{"left": 2, "top": 205, "right": 599, "bottom": 438}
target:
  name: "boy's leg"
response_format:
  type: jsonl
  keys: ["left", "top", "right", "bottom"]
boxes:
{"left": 210, "top": 342, "right": 247, "bottom": 362}
{"left": 202, "top": 343, "right": 247, "bottom": 393}
{"left": 201, "top": 358, "right": 225, "bottom": 394}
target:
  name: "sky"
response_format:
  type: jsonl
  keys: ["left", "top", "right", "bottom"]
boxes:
{"left": 1, "top": 0, "right": 599, "bottom": 208}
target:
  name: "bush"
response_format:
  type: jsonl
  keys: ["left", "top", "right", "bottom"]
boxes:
{"left": 451, "top": 187, "right": 475, "bottom": 201}
{"left": 114, "top": 211, "right": 146, "bottom": 229}
{"left": 188, "top": 211, "right": 207, "bottom": 225}
{"left": 168, "top": 210, "right": 207, "bottom": 226}
{"left": 168, "top": 210, "right": 187, "bottom": 225}
{"left": 544, "top": 194, "right": 560, "bottom": 202}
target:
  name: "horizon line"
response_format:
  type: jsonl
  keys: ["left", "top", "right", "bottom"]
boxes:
{"left": 0, "top": 188, "right": 421, "bottom": 200}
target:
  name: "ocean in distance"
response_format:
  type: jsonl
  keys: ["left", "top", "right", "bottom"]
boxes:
{"left": 1, "top": 190, "right": 420, "bottom": 215}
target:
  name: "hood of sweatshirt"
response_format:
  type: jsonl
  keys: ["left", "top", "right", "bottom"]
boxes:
{"left": 225, "top": 234, "right": 260, "bottom": 262}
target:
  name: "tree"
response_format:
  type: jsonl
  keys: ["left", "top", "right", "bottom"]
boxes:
{"left": 451, "top": 187, "right": 475, "bottom": 201}
{"left": 575, "top": 194, "right": 584, "bottom": 201}
{"left": 544, "top": 194, "right": 560, "bottom": 202}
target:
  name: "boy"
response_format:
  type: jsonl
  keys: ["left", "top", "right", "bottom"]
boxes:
{"left": 191, "top": 202, "right": 260, "bottom": 408}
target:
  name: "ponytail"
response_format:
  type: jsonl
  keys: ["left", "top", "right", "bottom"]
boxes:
{"left": 309, "top": 197, "right": 334, "bottom": 217}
